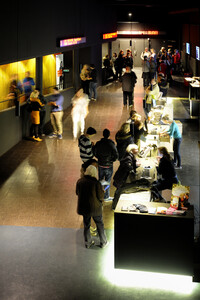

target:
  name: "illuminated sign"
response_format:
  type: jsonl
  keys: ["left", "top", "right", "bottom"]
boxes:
{"left": 59, "top": 37, "right": 86, "bottom": 47}
{"left": 103, "top": 32, "right": 118, "bottom": 40}
{"left": 117, "top": 30, "right": 159, "bottom": 35}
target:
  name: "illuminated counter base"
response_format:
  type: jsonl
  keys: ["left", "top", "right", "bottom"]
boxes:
{"left": 114, "top": 199, "right": 194, "bottom": 277}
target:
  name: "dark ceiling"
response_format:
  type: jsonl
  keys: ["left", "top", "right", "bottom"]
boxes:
{"left": 103, "top": 1, "right": 199, "bottom": 24}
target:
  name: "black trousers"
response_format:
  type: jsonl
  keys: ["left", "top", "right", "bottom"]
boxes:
{"left": 123, "top": 91, "right": 133, "bottom": 106}
{"left": 173, "top": 138, "right": 182, "bottom": 167}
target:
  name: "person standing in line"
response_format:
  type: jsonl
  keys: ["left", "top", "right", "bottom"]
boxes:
{"left": 89, "top": 64, "right": 97, "bottom": 101}
{"left": 80, "top": 64, "right": 90, "bottom": 95}
{"left": 142, "top": 56, "right": 150, "bottom": 88}
{"left": 149, "top": 48, "right": 157, "bottom": 80}
{"left": 23, "top": 71, "right": 35, "bottom": 100}
{"left": 35, "top": 88, "right": 47, "bottom": 136}
{"left": 71, "top": 88, "right": 89, "bottom": 140}
{"left": 116, "top": 50, "right": 125, "bottom": 79}
{"left": 48, "top": 87, "right": 64, "bottom": 140}
{"left": 94, "top": 129, "right": 118, "bottom": 201}
{"left": 29, "top": 90, "right": 44, "bottom": 142}
{"left": 121, "top": 66, "right": 137, "bottom": 108}
{"left": 76, "top": 165, "right": 108, "bottom": 249}
{"left": 140, "top": 47, "right": 151, "bottom": 61}
{"left": 78, "top": 127, "right": 97, "bottom": 162}
{"left": 160, "top": 115, "right": 182, "bottom": 169}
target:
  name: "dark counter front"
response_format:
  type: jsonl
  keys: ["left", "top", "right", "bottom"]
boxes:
{"left": 114, "top": 201, "right": 194, "bottom": 276}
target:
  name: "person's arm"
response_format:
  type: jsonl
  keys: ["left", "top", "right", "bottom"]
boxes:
{"left": 96, "top": 181, "right": 104, "bottom": 202}
{"left": 111, "top": 143, "right": 119, "bottom": 162}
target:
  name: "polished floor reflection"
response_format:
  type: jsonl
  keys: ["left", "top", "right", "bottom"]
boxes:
{"left": 0, "top": 68, "right": 200, "bottom": 299}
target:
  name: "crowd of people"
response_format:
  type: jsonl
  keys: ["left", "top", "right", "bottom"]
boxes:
{"left": 17, "top": 46, "right": 182, "bottom": 249}
{"left": 76, "top": 103, "right": 182, "bottom": 248}
{"left": 103, "top": 46, "right": 181, "bottom": 86}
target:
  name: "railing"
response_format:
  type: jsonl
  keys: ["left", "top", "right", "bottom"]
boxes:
{"left": 0, "top": 84, "right": 63, "bottom": 112}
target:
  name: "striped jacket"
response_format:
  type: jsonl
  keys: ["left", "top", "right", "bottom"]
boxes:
{"left": 78, "top": 135, "right": 94, "bottom": 162}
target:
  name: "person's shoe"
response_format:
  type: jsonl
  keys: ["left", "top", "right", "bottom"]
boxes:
{"left": 49, "top": 133, "right": 57, "bottom": 138}
{"left": 104, "top": 197, "right": 113, "bottom": 202}
{"left": 175, "top": 166, "right": 182, "bottom": 169}
{"left": 57, "top": 134, "right": 63, "bottom": 140}
{"left": 93, "top": 98, "right": 96, "bottom": 101}
{"left": 100, "top": 241, "right": 109, "bottom": 248}
{"left": 85, "top": 240, "right": 95, "bottom": 249}
{"left": 33, "top": 137, "right": 42, "bottom": 142}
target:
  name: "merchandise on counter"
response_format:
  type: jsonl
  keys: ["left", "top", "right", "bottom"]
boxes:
{"left": 171, "top": 184, "right": 190, "bottom": 209}
{"left": 135, "top": 204, "right": 148, "bottom": 213}
{"left": 148, "top": 207, "right": 157, "bottom": 214}
{"left": 129, "top": 204, "right": 137, "bottom": 212}
{"left": 157, "top": 206, "right": 168, "bottom": 214}
{"left": 121, "top": 206, "right": 129, "bottom": 211}
{"left": 141, "top": 166, "right": 152, "bottom": 179}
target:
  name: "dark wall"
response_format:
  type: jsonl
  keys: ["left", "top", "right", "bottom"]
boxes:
{"left": 0, "top": 1, "right": 117, "bottom": 65}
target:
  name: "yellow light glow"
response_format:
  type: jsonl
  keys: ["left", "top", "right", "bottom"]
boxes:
{"left": 103, "top": 232, "right": 198, "bottom": 295}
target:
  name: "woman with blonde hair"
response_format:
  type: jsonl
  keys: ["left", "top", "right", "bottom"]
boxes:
{"left": 29, "top": 90, "right": 44, "bottom": 141}
{"left": 80, "top": 64, "right": 90, "bottom": 95}
{"left": 115, "top": 122, "right": 134, "bottom": 160}
{"left": 113, "top": 143, "right": 141, "bottom": 189}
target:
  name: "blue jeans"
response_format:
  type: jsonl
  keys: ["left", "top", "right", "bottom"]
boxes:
{"left": 83, "top": 215, "right": 107, "bottom": 246}
{"left": 98, "top": 166, "right": 113, "bottom": 199}
{"left": 89, "top": 82, "right": 97, "bottom": 99}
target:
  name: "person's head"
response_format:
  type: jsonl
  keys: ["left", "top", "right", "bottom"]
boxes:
{"left": 151, "top": 78, "right": 157, "bottom": 86}
{"left": 162, "top": 114, "right": 173, "bottom": 124}
{"left": 53, "top": 86, "right": 59, "bottom": 94}
{"left": 125, "top": 66, "right": 131, "bottom": 73}
{"left": 144, "top": 47, "right": 148, "bottom": 52}
{"left": 82, "top": 158, "right": 98, "bottom": 173}
{"left": 84, "top": 164, "right": 98, "bottom": 179}
{"left": 151, "top": 48, "right": 155, "bottom": 54}
{"left": 35, "top": 87, "right": 41, "bottom": 95}
{"left": 129, "top": 110, "right": 137, "bottom": 120}
{"left": 30, "top": 90, "right": 39, "bottom": 98}
{"left": 119, "top": 123, "right": 130, "bottom": 134}
{"left": 25, "top": 71, "right": 30, "bottom": 78}
{"left": 86, "top": 127, "right": 96, "bottom": 137}
{"left": 76, "top": 88, "right": 84, "bottom": 98}
{"left": 158, "top": 147, "right": 170, "bottom": 160}
{"left": 126, "top": 144, "right": 138, "bottom": 155}
{"left": 103, "top": 128, "right": 110, "bottom": 139}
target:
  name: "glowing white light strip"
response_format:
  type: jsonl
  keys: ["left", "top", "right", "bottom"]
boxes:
{"left": 102, "top": 232, "right": 198, "bottom": 295}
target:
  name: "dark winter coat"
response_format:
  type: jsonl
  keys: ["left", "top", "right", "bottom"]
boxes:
{"left": 115, "top": 131, "right": 134, "bottom": 160}
{"left": 122, "top": 71, "right": 137, "bottom": 92}
{"left": 76, "top": 175, "right": 104, "bottom": 217}
{"left": 113, "top": 152, "right": 137, "bottom": 188}
{"left": 94, "top": 138, "right": 118, "bottom": 167}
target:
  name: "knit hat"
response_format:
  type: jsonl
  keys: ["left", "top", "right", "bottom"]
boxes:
{"left": 86, "top": 127, "right": 96, "bottom": 135}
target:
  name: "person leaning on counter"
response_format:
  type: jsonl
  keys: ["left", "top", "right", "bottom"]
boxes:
{"left": 160, "top": 115, "right": 182, "bottom": 169}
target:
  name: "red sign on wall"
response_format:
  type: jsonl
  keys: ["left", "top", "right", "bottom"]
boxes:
{"left": 60, "top": 37, "right": 86, "bottom": 47}
{"left": 103, "top": 32, "right": 118, "bottom": 40}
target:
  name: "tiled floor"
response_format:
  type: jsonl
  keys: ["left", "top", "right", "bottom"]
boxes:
{"left": 0, "top": 68, "right": 199, "bottom": 232}
{"left": 0, "top": 68, "right": 200, "bottom": 300}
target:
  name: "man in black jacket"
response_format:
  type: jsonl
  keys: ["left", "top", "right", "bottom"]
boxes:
{"left": 94, "top": 129, "right": 118, "bottom": 201}
{"left": 122, "top": 66, "right": 137, "bottom": 108}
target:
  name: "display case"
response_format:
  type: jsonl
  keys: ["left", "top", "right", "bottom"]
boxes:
{"left": 114, "top": 197, "right": 194, "bottom": 276}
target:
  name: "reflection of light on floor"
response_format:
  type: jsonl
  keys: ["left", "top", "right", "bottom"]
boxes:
{"left": 103, "top": 232, "right": 197, "bottom": 295}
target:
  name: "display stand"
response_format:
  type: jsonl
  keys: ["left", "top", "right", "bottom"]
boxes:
{"left": 114, "top": 198, "right": 194, "bottom": 276}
